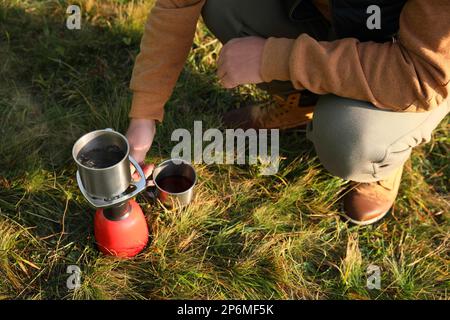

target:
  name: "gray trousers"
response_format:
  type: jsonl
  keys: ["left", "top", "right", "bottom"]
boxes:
{"left": 202, "top": 0, "right": 450, "bottom": 182}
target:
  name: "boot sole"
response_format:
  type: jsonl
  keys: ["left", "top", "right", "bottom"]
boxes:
{"left": 341, "top": 208, "right": 390, "bottom": 226}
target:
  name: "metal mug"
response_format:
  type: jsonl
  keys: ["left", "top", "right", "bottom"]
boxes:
{"left": 72, "top": 128, "right": 146, "bottom": 208}
{"left": 148, "top": 159, "right": 197, "bottom": 208}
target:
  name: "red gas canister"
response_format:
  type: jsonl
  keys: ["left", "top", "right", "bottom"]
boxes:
{"left": 94, "top": 199, "right": 148, "bottom": 258}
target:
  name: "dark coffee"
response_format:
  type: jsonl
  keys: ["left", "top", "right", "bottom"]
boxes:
{"left": 77, "top": 145, "right": 125, "bottom": 169}
{"left": 156, "top": 175, "right": 193, "bottom": 193}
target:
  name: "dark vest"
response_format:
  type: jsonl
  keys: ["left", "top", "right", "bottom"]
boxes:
{"left": 285, "top": 0, "right": 408, "bottom": 42}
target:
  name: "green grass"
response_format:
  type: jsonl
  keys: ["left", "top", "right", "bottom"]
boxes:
{"left": 0, "top": 0, "right": 448, "bottom": 300}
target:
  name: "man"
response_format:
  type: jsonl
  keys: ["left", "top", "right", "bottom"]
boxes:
{"left": 126, "top": 0, "right": 450, "bottom": 225}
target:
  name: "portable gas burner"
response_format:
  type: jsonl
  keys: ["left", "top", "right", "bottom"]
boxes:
{"left": 72, "top": 128, "right": 149, "bottom": 258}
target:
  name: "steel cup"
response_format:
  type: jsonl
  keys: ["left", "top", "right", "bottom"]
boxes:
{"left": 72, "top": 128, "right": 146, "bottom": 208}
{"left": 150, "top": 159, "right": 197, "bottom": 208}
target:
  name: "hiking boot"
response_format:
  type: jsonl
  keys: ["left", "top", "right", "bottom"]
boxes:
{"left": 222, "top": 91, "right": 318, "bottom": 130}
{"left": 343, "top": 165, "right": 404, "bottom": 225}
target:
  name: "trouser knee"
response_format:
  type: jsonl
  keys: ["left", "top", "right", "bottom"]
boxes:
{"left": 306, "top": 96, "right": 412, "bottom": 182}
{"left": 202, "top": 0, "right": 329, "bottom": 44}
{"left": 201, "top": 0, "right": 241, "bottom": 43}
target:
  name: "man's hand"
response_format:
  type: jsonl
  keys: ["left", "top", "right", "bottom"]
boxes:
{"left": 127, "top": 118, "right": 156, "bottom": 181}
{"left": 217, "top": 36, "right": 266, "bottom": 89}
{"left": 126, "top": 117, "right": 156, "bottom": 170}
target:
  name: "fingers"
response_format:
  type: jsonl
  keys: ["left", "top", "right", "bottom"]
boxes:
{"left": 129, "top": 146, "right": 148, "bottom": 165}
{"left": 143, "top": 164, "right": 156, "bottom": 188}
{"left": 217, "top": 47, "right": 226, "bottom": 80}
{"left": 217, "top": 40, "right": 239, "bottom": 89}
{"left": 219, "top": 73, "right": 237, "bottom": 89}
{"left": 131, "top": 163, "right": 154, "bottom": 181}
{"left": 217, "top": 65, "right": 226, "bottom": 81}
{"left": 142, "top": 163, "right": 155, "bottom": 179}
{"left": 217, "top": 55, "right": 236, "bottom": 88}
{"left": 131, "top": 163, "right": 155, "bottom": 188}
{"left": 217, "top": 40, "right": 230, "bottom": 69}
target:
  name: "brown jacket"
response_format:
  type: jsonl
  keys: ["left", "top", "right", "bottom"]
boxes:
{"left": 129, "top": 0, "right": 450, "bottom": 122}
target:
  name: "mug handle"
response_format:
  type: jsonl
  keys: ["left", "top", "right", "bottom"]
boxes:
{"left": 128, "top": 155, "right": 147, "bottom": 195}
{"left": 144, "top": 172, "right": 157, "bottom": 201}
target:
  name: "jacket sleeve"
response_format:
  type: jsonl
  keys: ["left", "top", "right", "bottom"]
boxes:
{"left": 129, "top": 0, "right": 205, "bottom": 121}
{"left": 261, "top": 0, "right": 450, "bottom": 112}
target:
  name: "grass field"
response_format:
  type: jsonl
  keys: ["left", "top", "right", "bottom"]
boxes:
{"left": 0, "top": 0, "right": 448, "bottom": 300}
